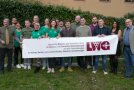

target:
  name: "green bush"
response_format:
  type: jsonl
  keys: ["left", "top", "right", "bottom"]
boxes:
{"left": 0, "top": 0, "right": 133, "bottom": 30}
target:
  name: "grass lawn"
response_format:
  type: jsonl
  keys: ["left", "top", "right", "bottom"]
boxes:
{"left": 0, "top": 60, "right": 134, "bottom": 90}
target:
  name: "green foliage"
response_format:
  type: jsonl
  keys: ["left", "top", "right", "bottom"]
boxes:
{"left": 0, "top": 0, "right": 133, "bottom": 29}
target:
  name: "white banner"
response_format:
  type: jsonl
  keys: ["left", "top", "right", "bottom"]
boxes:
{"left": 22, "top": 35, "right": 118, "bottom": 58}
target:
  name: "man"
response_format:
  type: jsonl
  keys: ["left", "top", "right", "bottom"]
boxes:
{"left": 88, "top": 16, "right": 98, "bottom": 69}
{"left": 56, "top": 20, "right": 65, "bottom": 67}
{"left": 32, "top": 15, "right": 39, "bottom": 27}
{"left": 92, "top": 19, "right": 110, "bottom": 75}
{"left": 59, "top": 20, "right": 75, "bottom": 72}
{"left": 89, "top": 16, "right": 98, "bottom": 33}
{"left": 0, "top": 18, "right": 15, "bottom": 74}
{"left": 59, "top": 20, "right": 65, "bottom": 31}
{"left": 21, "top": 19, "right": 33, "bottom": 69}
{"left": 76, "top": 18, "right": 92, "bottom": 70}
{"left": 123, "top": 19, "right": 134, "bottom": 78}
{"left": 71, "top": 15, "right": 81, "bottom": 67}
{"left": 71, "top": 15, "right": 81, "bottom": 32}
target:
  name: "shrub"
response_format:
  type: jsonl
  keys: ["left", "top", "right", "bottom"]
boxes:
{"left": 0, "top": 0, "right": 133, "bottom": 30}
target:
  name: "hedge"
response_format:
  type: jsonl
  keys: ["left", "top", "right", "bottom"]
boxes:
{"left": 0, "top": 0, "right": 133, "bottom": 29}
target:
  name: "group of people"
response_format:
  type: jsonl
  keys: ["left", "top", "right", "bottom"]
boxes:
{"left": 0, "top": 15, "right": 134, "bottom": 79}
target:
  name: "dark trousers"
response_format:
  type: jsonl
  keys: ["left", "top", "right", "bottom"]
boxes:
{"left": 87, "top": 56, "right": 93, "bottom": 66}
{"left": 77, "top": 56, "right": 91, "bottom": 70}
{"left": 55, "top": 58, "right": 62, "bottom": 67}
{"left": 14, "top": 47, "right": 23, "bottom": 66}
{"left": 109, "top": 55, "right": 118, "bottom": 74}
{"left": 35, "top": 59, "right": 41, "bottom": 67}
{"left": 0, "top": 48, "right": 13, "bottom": 71}
{"left": 61, "top": 57, "right": 72, "bottom": 67}
{"left": 48, "top": 58, "right": 56, "bottom": 68}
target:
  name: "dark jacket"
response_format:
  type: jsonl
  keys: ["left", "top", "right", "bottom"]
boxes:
{"left": 60, "top": 28, "right": 75, "bottom": 37}
{"left": 93, "top": 26, "right": 111, "bottom": 36}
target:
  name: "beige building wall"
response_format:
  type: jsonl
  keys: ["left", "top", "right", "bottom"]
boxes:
{"left": 39, "top": 0, "right": 134, "bottom": 18}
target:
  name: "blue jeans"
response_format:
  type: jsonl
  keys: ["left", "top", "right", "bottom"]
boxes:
{"left": 61, "top": 57, "right": 72, "bottom": 67}
{"left": 93, "top": 55, "right": 107, "bottom": 71}
{"left": 24, "top": 58, "right": 31, "bottom": 66}
{"left": 42, "top": 58, "right": 49, "bottom": 68}
{"left": 124, "top": 47, "right": 134, "bottom": 77}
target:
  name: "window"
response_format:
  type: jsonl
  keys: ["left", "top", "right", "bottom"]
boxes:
{"left": 125, "top": 0, "right": 134, "bottom": 2}
{"left": 99, "top": 0, "right": 111, "bottom": 2}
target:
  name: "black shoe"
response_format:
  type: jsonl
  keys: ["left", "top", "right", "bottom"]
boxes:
{"left": 34, "top": 67, "right": 41, "bottom": 73}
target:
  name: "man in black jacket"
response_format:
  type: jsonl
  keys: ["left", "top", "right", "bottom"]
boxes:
{"left": 92, "top": 19, "right": 111, "bottom": 75}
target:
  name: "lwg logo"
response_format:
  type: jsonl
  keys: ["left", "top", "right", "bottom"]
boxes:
{"left": 87, "top": 41, "right": 110, "bottom": 51}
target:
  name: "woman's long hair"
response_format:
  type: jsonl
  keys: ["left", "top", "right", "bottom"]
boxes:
{"left": 50, "top": 19, "right": 58, "bottom": 29}
{"left": 111, "top": 21, "right": 120, "bottom": 32}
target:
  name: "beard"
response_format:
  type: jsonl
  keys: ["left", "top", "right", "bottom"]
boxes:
{"left": 93, "top": 22, "right": 97, "bottom": 24}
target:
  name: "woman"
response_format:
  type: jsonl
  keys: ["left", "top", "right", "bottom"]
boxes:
{"left": 31, "top": 22, "right": 42, "bottom": 73}
{"left": 46, "top": 20, "right": 60, "bottom": 73}
{"left": 40, "top": 18, "right": 50, "bottom": 70}
{"left": 31, "top": 23, "right": 41, "bottom": 39}
{"left": 14, "top": 22, "right": 24, "bottom": 68}
{"left": 109, "top": 21, "right": 122, "bottom": 74}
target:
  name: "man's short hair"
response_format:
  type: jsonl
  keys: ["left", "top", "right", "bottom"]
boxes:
{"left": 25, "top": 19, "right": 31, "bottom": 22}
{"left": 3, "top": 18, "right": 9, "bottom": 22}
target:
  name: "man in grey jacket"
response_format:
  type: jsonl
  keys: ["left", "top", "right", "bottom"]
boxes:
{"left": 123, "top": 19, "right": 134, "bottom": 78}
